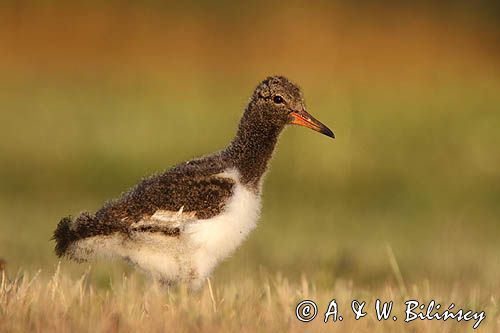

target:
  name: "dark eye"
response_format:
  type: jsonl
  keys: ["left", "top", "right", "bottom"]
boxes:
{"left": 273, "top": 95, "right": 284, "bottom": 104}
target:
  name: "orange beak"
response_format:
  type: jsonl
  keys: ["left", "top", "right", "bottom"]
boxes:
{"left": 290, "top": 109, "right": 335, "bottom": 138}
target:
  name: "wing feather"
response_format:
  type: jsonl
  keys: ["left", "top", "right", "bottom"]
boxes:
{"left": 129, "top": 207, "right": 197, "bottom": 235}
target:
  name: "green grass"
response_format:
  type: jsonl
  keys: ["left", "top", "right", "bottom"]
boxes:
{"left": 0, "top": 72, "right": 499, "bottom": 331}
{"left": 1, "top": 74, "right": 499, "bottom": 272}
{"left": 0, "top": 2, "right": 499, "bottom": 331}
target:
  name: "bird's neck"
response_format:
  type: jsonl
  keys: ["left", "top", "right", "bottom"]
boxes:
{"left": 224, "top": 108, "right": 284, "bottom": 188}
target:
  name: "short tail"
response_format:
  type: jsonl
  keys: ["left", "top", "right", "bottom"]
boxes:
{"left": 53, "top": 212, "right": 102, "bottom": 258}
{"left": 53, "top": 211, "right": 129, "bottom": 259}
{"left": 53, "top": 216, "right": 75, "bottom": 257}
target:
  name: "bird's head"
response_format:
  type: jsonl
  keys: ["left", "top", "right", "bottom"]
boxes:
{"left": 250, "top": 76, "right": 334, "bottom": 138}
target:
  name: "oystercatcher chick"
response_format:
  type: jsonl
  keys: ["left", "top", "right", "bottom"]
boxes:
{"left": 53, "top": 76, "right": 334, "bottom": 289}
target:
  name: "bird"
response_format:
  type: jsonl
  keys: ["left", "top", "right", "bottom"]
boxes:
{"left": 53, "top": 76, "right": 334, "bottom": 289}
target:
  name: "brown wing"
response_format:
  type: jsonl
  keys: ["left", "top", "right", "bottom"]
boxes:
{"left": 94, "top": 172, "right": 236, "bottom": 228}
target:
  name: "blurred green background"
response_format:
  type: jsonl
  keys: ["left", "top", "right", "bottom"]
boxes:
{"left": 0, "top": 1, "right": 499, "bottom": 288}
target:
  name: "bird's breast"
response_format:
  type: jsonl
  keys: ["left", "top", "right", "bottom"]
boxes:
{"left": 186, "top": 172, "right": 261, "bottom": 260}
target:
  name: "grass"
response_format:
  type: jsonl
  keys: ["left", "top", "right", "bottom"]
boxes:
{"left": 1, "top": 265, "right": 498, "bottom": 333}
{"left": 0, "top": 75, "right": 499, "bottom": 331}
{"left": 0, "top": 2, "right": 499, "bottom": 331}
{"left": 0, "top": 74, "right": 499, "bottom": 331}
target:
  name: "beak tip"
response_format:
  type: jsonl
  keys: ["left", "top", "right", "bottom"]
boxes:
{"left": 323, "top": 128, "right": 335, "bottom": 139}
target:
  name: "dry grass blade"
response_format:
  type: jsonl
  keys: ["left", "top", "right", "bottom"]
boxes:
{"left": 385, "top": 243, "right": 408, "bottom": 297}
{"left": 0, "top": 269, "right": 497, "bottom": 332}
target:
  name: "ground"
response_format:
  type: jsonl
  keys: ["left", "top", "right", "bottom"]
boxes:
{"left": 1, "top": 266, "right": 498, "bottom": 332}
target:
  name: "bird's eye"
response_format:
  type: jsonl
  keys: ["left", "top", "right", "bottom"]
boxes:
{"left": 273, "top": 95, "right": 284, "bottom": 104}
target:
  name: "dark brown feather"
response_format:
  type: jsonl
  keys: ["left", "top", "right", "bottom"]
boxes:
{"left": 53, "top": 76, "right": 302, "bottom": 257}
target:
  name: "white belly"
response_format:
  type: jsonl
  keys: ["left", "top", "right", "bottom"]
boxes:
{"left": 186, "top": 179, "right": 261, "bottom": 282}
